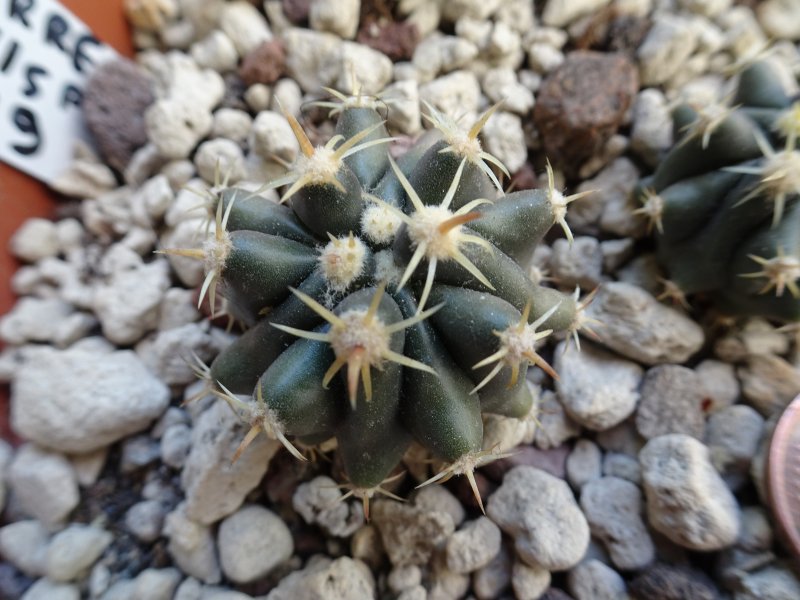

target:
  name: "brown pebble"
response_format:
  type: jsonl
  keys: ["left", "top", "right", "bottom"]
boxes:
{"left": 282, "top": 0, "right": 310, "bottom": 24}
{"left": 357, "top": 19, "right": 419, "bottom": 62}
{"left": 629, "top": 563, "right": 718, "bottom": 600}
{"left": 482, "top": 444, "right": 570, "bottom": 482}
{"left": 533, "top": 50, "right": 638, "bottom": 176}
{"left": 83, "top": 58, "right": 154, "bottom": 171}
{"left": 239, "top": 40, "right": 286, "bottom": 87}
{"left": 450, "top": 470, "right": 496, "bottom": 513}
{"left": 540, "top": 589, "right": 575, "bottom": 600}
{"left": 607, "top": 14, "right": 652, "bottom": 53}
{"left": 508, "top": 162, "right": 538, "bottom": 192}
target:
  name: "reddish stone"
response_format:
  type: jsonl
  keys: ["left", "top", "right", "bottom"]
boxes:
{"left": 282, "top": 0, "right": 310, "bottom": 24}
{"left": 450, "top": 470, "right": 496, "bottom": 513}
{"left": 83, "top": 58, "right": 154, "bottom": 171}
{"left": 508, "top": 162, "right": 538, "bottom": 192}
{"left": 481, "top": 444, "right": 570, "bottom": 482}
{"left": 357, "top": 19, "right": 419, "bottom": 62}
{"left": 533, "top": 51, "right": 639, "bottom": 176}
{"left": 239, "top": 40, "right": 286, "bottom": 87}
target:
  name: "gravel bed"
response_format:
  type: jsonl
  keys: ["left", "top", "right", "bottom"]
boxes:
{"left": 1, "top": 0, "right": 800, "bottom": 599}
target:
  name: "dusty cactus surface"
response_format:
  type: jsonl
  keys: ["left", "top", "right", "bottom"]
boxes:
{"left": 170, "top": 90, "right": 596, "bottom": 514}
{"left": 636, "top": 60, "right": 800, "bottom": 321}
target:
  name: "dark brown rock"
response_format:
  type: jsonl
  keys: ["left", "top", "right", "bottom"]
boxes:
{"left": 629, "top": 564, "right": 718, "bottom": 600}
{"left": 450, "top": 470, "right": 496, "bottom": 512}
{"left": 239, "top": 40, "right": 286, "bottom": 87}
{"left": 83, "top": 58, "right": 154, "bottom": 171}
{"left": 508, "top": 162, "right": 538, "bottom": 192}
{"left": 357, "top": 19, "right": 419, "bottom": 62}
{"left": 607, "top": 14, "right": 652, "bottom": 53}
{"left": 540, "top": 589, "right": 575, "bottom": 600}
{"left": 571, "top": 7, "right": 650, "bottom": 54}
{"left": 220, "top": 73, "right": 249, "bottom": 111}
{"left": 282, "top": 0, "right": 310, "bottom": 24}
{"left": 533, "top": 51, "right": 638, "bottom": 176}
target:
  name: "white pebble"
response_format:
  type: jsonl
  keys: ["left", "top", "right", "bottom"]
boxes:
{"left": 412, "top": 34, "right": 479, "bottom": 82}
{"left": 20, "top": 579, "right": 79, "bottom": 600}
{"left": 487, "top": 466, "right": 589, "bottom": 571}
{"left": 8, "top": 444, "right": 79, "bottom": 526}
{"left": 542, "top": 0, "right": 611, "bottom": 27}
{"left": 270, "top": 78, "right": 303, "bottom": 116}
{"left": 212, "top": 108, "right": 253, "bottom": 144}
{"left": 640, "top": 434, "right": 741, "bottom": 551}
{"left": 194, "top": 138, "right": 247, "bottom": 184}
{"left": 12, "top": 347, "right": 170, "bottom": 453}
{"left": 9, "top": 219, "right": 60, "bottom": 263}
{"left": 381, "top": 80, "right": 422, "bottom": 135}
{"left": 566, "top": 439, "right": 603, "bottom": 490}
{"left": 0, "top": 520, "right": 50, "bottom": 576}
{"left": 249, "top": 111, "right": 300, "bottom": 163}
{"left": 419, "top": 70, "right": 481, "bottom": 122}
{"left": 145, "top": 99, "right": 214, "bottom": 160}
{"left": 446, "top": 516, "right": 502, "bottom": 574}
{"left": 309, "top": 0, "right": 360, "bottom": 39}
{"left": 46, "top": 524, "right": 112, "bottom": 582}
{"left": 190, "top": 30, "right": 239, "bottom": 72}
{"left": 219, "top": 1, "right": 272, "bottom": 56}
{"left": 481, "top": 111, "right": 527, "bottom": 173}
{"left": 218, "top": 505, "right": 294, "bottom": 583}
{"left": 482, "top": 67, "right": 534, "bottom": 114}
{"left": 164, "top": 502, "right": 221, "bottom": 584}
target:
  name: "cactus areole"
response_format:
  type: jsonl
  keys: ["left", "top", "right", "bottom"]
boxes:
{"left": 167, "top": 91, "right": 593, "bottom": 515}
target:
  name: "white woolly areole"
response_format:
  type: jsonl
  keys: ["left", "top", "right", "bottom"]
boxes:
{"left": 319, "top": 235, "right": 368, "bottom": 293}
{"left": 361, "top": 204, "right": 403, "bottom": 245}
{"left": 407, "top": 205, "right": 462, "bottom": 260}
{"left": 201, "top": 229, "right": 233, "bottom": 275}
{"left": 496, "top": 322, "right": 548, "bottom": 365}
{"left": 294, "top": 145, "right": 341, "bottom": 187}
{"left": 329, "top": 310, "right": 391, "bottom": 367}
{"left": 548, "top": 188, "right": 569, "bottom": 225}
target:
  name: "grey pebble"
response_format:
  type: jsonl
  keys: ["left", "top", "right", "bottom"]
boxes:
{"left": 640, "top": 434, "right": 740, "bottom": 551}
{"left": 636, "top": 365, "right": 706, "bottom": 441}
{"left": 125, "top": 500, "right": 166, "bottom": 543}
{"left": 487, "top": 466, "right": 589, "bottom": 571}
{"left": 556, "top": 341, "right": 643, "bottom": 431}
{"left": 580, "top": 477, "right": 655, "bottom": 570}
{"left": 445, "top": 516, "right": 502, "bottom": 574}
{"left": 566, "top": 439, "right": 603, "bottom": 491}
{"left": 567, "top": 559, "right": 627, "bottom": 600}
{"left": 46, "top": 524, "right": 112, "bottom": 582}
{"left": 586, "top": 282, "right": 704, "bottom": 365}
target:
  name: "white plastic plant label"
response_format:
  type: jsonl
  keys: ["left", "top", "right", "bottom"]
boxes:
{"left": 0, "top": 0, "right": 117, "bottom": 184}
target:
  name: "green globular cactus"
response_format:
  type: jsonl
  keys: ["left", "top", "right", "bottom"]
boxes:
{"left": 635, "top": 60, "right": 800, "bottom": 321}
{"left": 167, "top": 89, "right": 595, "bottom": 514}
